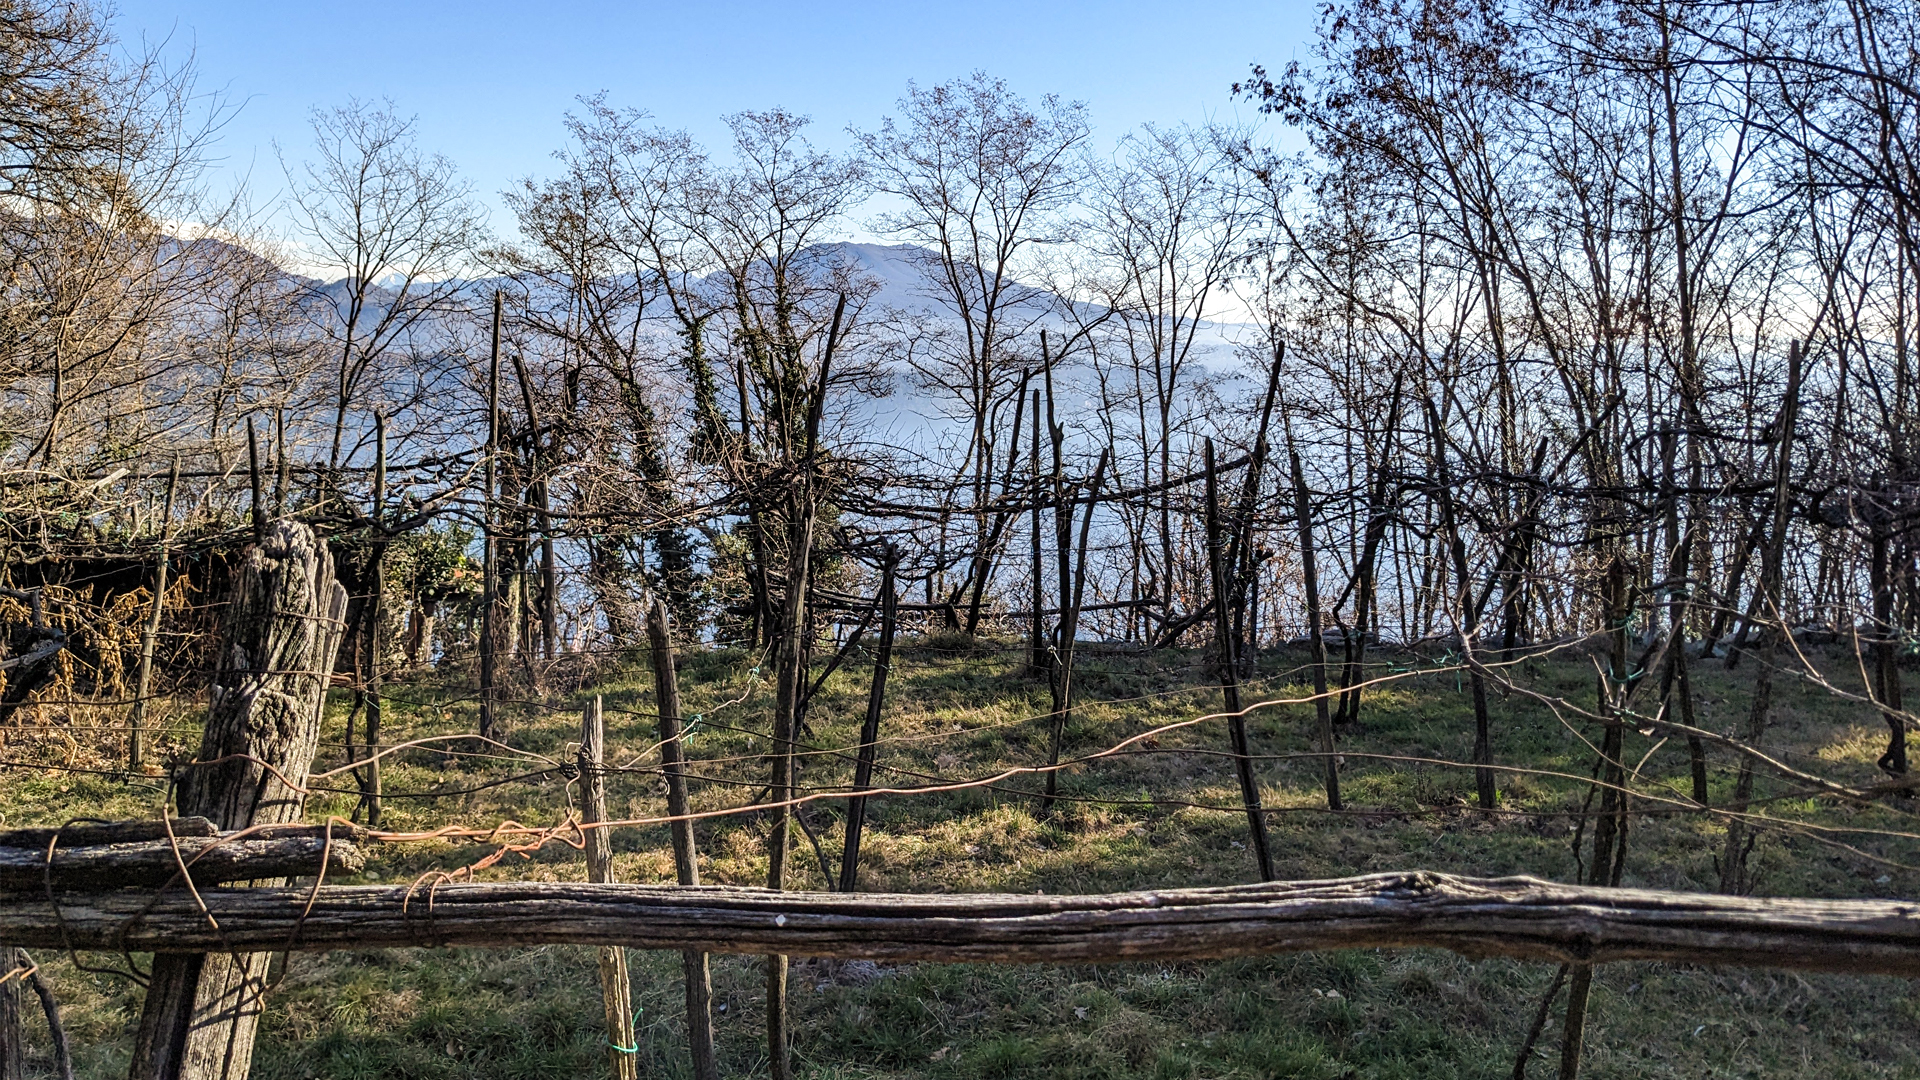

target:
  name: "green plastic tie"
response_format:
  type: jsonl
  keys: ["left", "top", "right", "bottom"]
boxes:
{"left": 610, "top": 1007, "right": 643, "bottom": 1053}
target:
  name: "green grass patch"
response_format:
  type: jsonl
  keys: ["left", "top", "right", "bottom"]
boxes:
{"left": 3, "top": 641, "right": 1917, "bottom": 1077}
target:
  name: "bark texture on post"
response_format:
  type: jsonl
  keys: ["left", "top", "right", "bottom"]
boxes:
{"left": 644, "top": 598, "right": 719, "bottom": 1080}
{"left": 1041, "top": 448, "right": 1108, "bottom": 813}
{"left": 129, "top": 520, "right": 348, "bottom": 1080}
{"left": 1720, "top": 341, "right": 1804, "bottom": 895}
{"left": 479, "top": 290, "right": 502, "bottom": 740}
{"left": 0, "top": 947, "right": 20, "bottom": 1080}
{"left": 1203, "top": 439, "right": 1276, "bottom": 879}
{"left": 360, "top": 414, "right": 388, "bottom": 827}
{"left": 1028, "top": 388, "right": 1047, "bottom": 675}
{"left": 579, "top": 698, "right": 639, "bottom": 1080}
{"left": 840, "top": 547, "right": 898, "bottom": 893}
{"left": 129, "top": 457, "right": 179, "bottom": 772}
{"left": 1289, "top": 443, "right": 1342, "bottom": 813}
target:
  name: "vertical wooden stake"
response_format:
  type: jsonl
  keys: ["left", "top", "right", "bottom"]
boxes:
{"left": 580, "top": 697, "right": 639, "bottom": 1080}
{"left": 130, "top": 456, "right": 179, "bottom": 771}
{"left": 0, "top": 947, "right": 21, "bottom": 1080}
{"left": 272, "top": 408, "right": 289, "bottom": 519}
{"left": 1204, "top": 440, "right": 1278, "bottom": 878}
{"left": 1042, "top": 448, "right": 1107, "bottom": 813}
{"left": 245, "top": 417, "right": 265, "bottom": 544}
{"left": 1289, "top": 444, "right": 1342, "bottom": 813}
{"left": 1657, "top": 426, "right": 1710, "bottom": 804}
{"left": 1029, "top": 387, "right": 1046, "bottom": 675}
{"left": 763, "top": 306, "right": 840, "bottom": 1080}
{"left": 644, "top": 601, "right": 719, "bottom": 1080}
{"left": 840, "top": 545, "right": 899, "bottom": 892}
{"left": 1720, "top": 340, "right": 1804, "bottom": 894}
{"left": 1424, "top": 401, "right": 1497, "bottom": 810}
{"left": 1226, "top": 345, "right": 1286, "bottom": 664}
{"left": 364, "top": 414, "right": 387, "bottom": 827}
{"left": 480, "top": 291, "right": 502, "bottom": 740}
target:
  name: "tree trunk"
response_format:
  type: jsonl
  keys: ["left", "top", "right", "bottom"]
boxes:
{"left": 1658, "top": 428, "right": 1708, "bottom": 804}
{"left": 360, "top": 415, "right": 387, "bottom": 827}
{"left": 764, "top": 299, "right": 841, "bottom": 1080}
{"left": 1335, "top": 379, "right": 1402, "bottom": 729}
{"left": 1558, "top": 555, "right": 1634, "bottom": 1080}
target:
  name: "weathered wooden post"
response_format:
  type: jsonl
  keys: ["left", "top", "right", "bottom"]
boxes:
{"left": 479, "top": 290, "right": 502, "bottom": 740}
{"left": 579, "top": 697, "right": 639, "bottom": 1080}
{"left": 1041, "top": 447, "right": 1108, "bottom": 813}
{"left": 765, "top": 298, "right": 841, "bottom": 1080}
{"left": 1288, "top": 443, "right": 1342, "bottom": 813}
{"left": 0, "top": 947, "right": 21, "bottom": 1080}
{"left": 1028, "top": 387, "right": 1047, "bottom": 675}
{"left": 1204, "top": 439, "right": 1278, "bottom": 879}
{"left": 128, "top": 520, "right": 349, "bottom": 1080}
{"left": 840, "top": 545, "right": 898, "bottom": 893}
{"left": 1718, "top": 340, "right": 1805, "bottom": 896}
{"left": 245, "top": 419, "right": 265, "bottom": 543}
{"left": 129, "top": 456, "right": 179, "bottom": 771}
{"left": 644, "top": 599, "right": 719, "bottom": 1080}
{"left": 361, "top": 414, "right": 388, "bottom": 827}
{"left": 1423, "top": 401, "right": 1494, "bottom": 811}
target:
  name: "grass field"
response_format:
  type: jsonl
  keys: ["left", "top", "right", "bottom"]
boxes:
{"left": 3, "top": 637, "right": 1918, "bottom": 1078}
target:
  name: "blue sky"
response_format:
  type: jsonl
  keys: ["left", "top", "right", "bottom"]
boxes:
{"left": 114, "top": 0, "right": 1319, "bottom": 244}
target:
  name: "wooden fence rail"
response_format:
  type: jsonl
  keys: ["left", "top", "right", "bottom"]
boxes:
{"left": 4, "top": 871, "right": 1917, "bottom": 976}
{"left": 0, "top": 835, "right": 363, "bottom": 891}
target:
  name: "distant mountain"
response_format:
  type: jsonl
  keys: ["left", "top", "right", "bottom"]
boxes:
{"left": 261, "top": 238, "right": 1263, "bottom": 454}
{"left": 820, "top": 243, "right": 951, "bottom": 313}
{"left": 278, "top": 238, "right": 1252, "bottom": 357}
{"left": 811, "top": 240, "right": 1254, "bottom": 354}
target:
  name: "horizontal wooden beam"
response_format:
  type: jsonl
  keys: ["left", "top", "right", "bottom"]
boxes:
{"left": 0, "top": 835, "right": 364, "bottom": 891}
{"left": 1, "top": 871, "right": 1916, "bottom": 975}
{"left": 0, "top": 818, "right": 219, "bottom": 850}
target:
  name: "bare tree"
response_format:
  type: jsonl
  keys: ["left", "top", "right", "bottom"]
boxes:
{"left": 282, "top": 98, "right": 484, "bottom": 477}
{"left": 854, "top": 74, "right": 1088, "bottom": 630}
{"left": 1083, "top": 123, "right": 1257, "bottom": 638}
